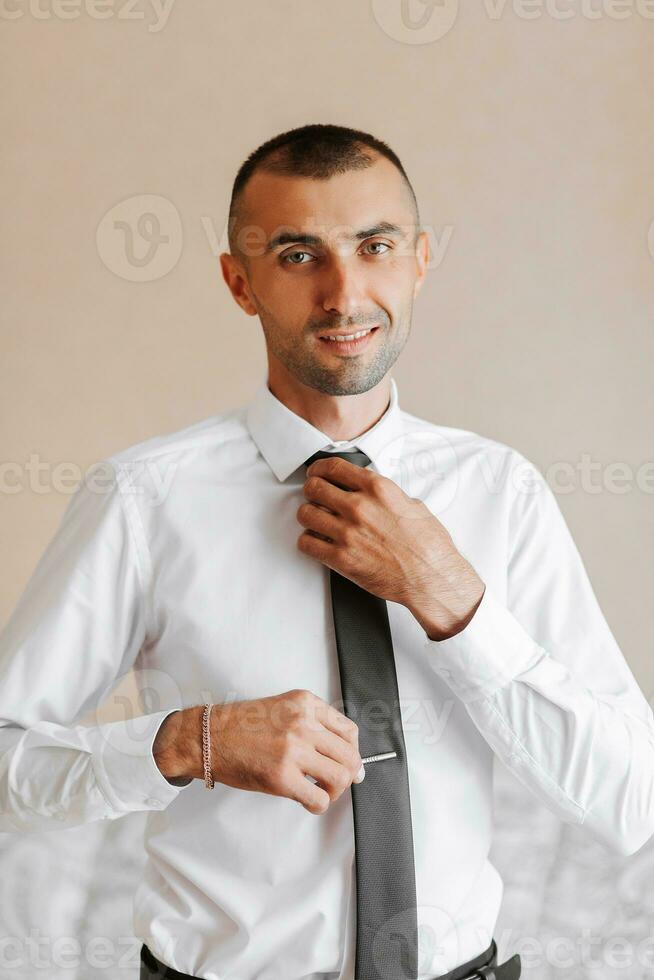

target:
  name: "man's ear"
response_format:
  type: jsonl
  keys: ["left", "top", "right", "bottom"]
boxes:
{"left": 413, "top": 231, "right": 430, "bottom": 298}
{"left": 219, "top": 252, "right": 258, "bottom": 317}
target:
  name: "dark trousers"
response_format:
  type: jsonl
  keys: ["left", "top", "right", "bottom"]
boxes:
{"left": 140, "top": 937, "right": 521, "bottom": 979}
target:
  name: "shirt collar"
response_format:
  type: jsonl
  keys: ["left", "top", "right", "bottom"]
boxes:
{"left": 245, "top": 374, "right": 405, "bottom": 482}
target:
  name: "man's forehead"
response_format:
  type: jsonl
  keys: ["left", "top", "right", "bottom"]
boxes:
{"left": 241, "top": 159, "right": 415, "bottom": 235}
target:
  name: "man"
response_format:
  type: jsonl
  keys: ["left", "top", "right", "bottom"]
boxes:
{"left": 0, "top": 124, "right": 652, "bottom": 980}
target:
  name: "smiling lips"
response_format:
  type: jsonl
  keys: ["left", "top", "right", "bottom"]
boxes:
{"left": 317, "top": 325, "right": 380, "bottom": 353}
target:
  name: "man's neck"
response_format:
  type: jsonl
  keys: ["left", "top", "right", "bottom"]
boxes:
{"left": 266, "top": 372, "right": 392, "bottom": 443}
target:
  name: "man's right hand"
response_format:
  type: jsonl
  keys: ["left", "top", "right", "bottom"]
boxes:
{"left": 154, "top": 689, "right": 365, "bottom": 815}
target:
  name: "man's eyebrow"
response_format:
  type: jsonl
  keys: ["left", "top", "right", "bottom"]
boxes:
{"left": 263, "top": 221, "right": 405, "bottom": 254}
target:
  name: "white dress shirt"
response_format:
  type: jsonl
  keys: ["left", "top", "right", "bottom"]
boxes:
{"left": 1, "top": 374, "right": 653, "bottom": 980}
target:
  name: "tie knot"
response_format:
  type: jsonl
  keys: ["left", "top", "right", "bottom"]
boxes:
{"left": 304, "top": 448, "right": 372, "bottom": 470}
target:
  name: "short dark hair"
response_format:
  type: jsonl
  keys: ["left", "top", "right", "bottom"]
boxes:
{"left": 227, "top": 123, "right": 420, "bottom": 265}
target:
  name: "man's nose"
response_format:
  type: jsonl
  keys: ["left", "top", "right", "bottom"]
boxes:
{"left": 319, "top": 257, "right": 367, "bottom": 316}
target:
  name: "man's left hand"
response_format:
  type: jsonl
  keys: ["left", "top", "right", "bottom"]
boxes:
{"left": 296, "top": 456, "right": 485, "bottom": 641}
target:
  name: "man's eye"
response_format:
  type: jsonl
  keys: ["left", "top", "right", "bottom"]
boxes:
{"left": 282, "top": 251, "right": 314, "bottom": 265}
{"left": 364, "top": 241, "right": 391, "bottom": 255}
{"left": 281, "top": 242, "right": 391, "bottom": 265}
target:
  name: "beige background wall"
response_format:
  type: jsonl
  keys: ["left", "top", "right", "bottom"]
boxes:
{"left": 1, "top": 2, "right": 653, "bottom": 717}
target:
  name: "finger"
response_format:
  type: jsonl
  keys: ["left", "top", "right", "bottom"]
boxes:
{"left": 286, "top": 769, "right": 332, "bottom": 815}
{"left": 306, "top": 456, "right": 371, "bottom": 492}
{"left": 316, "top": 700, "right": 360, "bottom": 751}
{"left": 314, "top": 703, "right": 365, "bottom": 783}
{"left": 303, "top": 475, "right": 353, "bottom": 514}
{"left": 312, "top": 724, "right": 363, "bottom": 774}
{"left": 297, "top": 529, "right": 339, "bottom": 564}
{"left": 301, "top": 747, "right": 357, "bottom": 801}
{"left": 297, "top": 501, "right": 342, "bottom": 541}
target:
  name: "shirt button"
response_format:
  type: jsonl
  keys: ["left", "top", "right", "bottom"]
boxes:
{"left": 146, "top": 798, "right": 163, "bottom": 808}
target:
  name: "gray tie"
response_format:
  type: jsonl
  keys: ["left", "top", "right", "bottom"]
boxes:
{"left": 304, "top": 448, "right": 419, "bottom": 979}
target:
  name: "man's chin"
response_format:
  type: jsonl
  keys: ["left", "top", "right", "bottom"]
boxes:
{"left": 299, "top": 371, "right": 385, "bottom": 398}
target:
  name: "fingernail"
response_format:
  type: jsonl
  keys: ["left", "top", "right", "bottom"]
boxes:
{"left": 354, "top": 763, "right": 366, "bottom": 783}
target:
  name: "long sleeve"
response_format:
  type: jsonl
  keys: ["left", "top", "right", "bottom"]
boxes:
{"left": 0, "top": 460, "right": 191, "bottom": 834}
{"left": 424, "top": 450, "right": 654, "bottom": 857}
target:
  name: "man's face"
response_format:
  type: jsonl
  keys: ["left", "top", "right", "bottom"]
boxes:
{"left": 221, "top": 154, "right": 429, "bottom": 396}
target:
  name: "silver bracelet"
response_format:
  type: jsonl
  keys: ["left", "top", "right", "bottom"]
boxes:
{"left": 202, "top": 703, "right": 215, "bottom": 789}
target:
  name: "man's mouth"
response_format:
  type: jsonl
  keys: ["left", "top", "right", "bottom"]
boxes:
{"left": 317, "top": 325, "right": 380, "bottom": 353}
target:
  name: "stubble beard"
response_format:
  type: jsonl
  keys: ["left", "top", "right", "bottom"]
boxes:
{"left": 254, "top": 299, "right": 412, "bottom": 397}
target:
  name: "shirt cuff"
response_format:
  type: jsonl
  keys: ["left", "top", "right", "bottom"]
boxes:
{"left": 90, "top": 707, "right": 193, "bottom": 813}
{"left": 423, "top": 586, "right": 547, "bottom": 703}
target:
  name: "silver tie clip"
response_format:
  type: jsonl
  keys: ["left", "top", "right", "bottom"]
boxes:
{"left": 361, "top": 751, "right": 397, "bottom": 764}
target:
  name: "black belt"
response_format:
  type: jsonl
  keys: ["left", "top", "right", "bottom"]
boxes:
{"left": 140, "top": 938, "right": 521, "bottom": 979}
